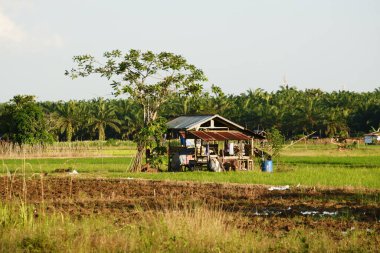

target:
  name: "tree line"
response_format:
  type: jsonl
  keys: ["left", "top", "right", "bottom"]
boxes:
{"left": 1, "top": 49, "right": 379, "bottom": 149}
{"left": 2, "top": 49, "right": 377, "bottom": 171}
{"left": 186, "top": 85, "right": 380, "bottom": 139}
{"left": 0, "top": 86, "right": 379, "bottom": 144}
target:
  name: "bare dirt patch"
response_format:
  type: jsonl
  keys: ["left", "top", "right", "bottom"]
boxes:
{"left": 1, "top": 176, "right": 379, "bottom": 233}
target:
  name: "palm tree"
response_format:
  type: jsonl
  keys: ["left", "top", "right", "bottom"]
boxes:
{"left": 114, "top": 99, "right": 143, "bottom": 140}
{"left": 323, "top": 108, "right": 350, "bottom": 137}
{"left": 54, "top": 101, "right": 79, "bottom": 142}
{"left": 89, "top": 98, "right": 121, "bottom": 141}
{"left": 75, "top": 101, "right": 92, "bottom": 140}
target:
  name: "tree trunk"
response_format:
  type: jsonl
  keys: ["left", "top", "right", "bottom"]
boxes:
{"left": 98, "top": 124, "right": 105, "bottom": 141}
{"left": 66, "top": 123, "right": 72, "bottom": 142}
{"left": 129, "top": 143, "right": 144, "bottom": 172}
{"left": 129, "top": 105, "right": 158, "bottom": 172}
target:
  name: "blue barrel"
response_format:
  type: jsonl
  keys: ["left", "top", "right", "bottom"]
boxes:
{"left": 261, "top": 160, "right": 273, "bottom": 172}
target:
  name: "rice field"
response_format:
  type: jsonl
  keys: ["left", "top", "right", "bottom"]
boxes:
{"left": 1, "top": 141, "right": 379, "bottom": 188}
{"left": 0, "top": 141, "right": 379, "bottom": 252}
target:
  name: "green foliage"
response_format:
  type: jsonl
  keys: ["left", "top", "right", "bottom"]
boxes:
{"left": 137, "top": 118, "right": 167, "bottom": 169}
{"left": 113, "top": 99, "right": 143, "bottom": 140}
{"left": 88, "top": 98, "right": 121, "bottom": 141}
{"left": 66, "top": 49, "right": 207, "bottom": 125}
{"left": 66, "top": 49, "right": 208, "bottom": 171}
{"left": 0, "top": 95, "right": 53, "bottom": 145}
{"left": 266, "top": 127, "right": 285, "bottom": 158}
{"left": 136, "top": 117, "right": 167, "bottom": 147}
{"left": 1, "top": 87, "right": 379, "bottom": 146}
{"left": 148, "top": 153, "right": 166, "bottom": 170}
{"left": 2, "top": 85, "right": 379, "bottom": 144}
{"left": 53, "top": 100, "right": 79, "bottom": 141}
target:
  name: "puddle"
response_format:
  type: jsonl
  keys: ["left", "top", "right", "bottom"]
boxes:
{"left": 268, "top": 185, "right": 290, "bottom": 191}
{"left": 254, "top": 210, "right": 283, "bottom": 216}
{"left": 253, "top": 208, "right": 338, "bottom": 217}
{"left": 301, "top": 210, "right": 338, "bottom": 216}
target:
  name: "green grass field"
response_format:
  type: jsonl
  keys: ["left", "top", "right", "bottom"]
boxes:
{"left": 1, "top": 143, "right": 380, "bottom": 189}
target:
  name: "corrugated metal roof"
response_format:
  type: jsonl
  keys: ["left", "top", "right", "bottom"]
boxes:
{"left": 189, "top": 131, "right": 251, "bottom": 141}
{"left": 167, "top": 115, "right": 215, "bottom": 130}
{"left": 364, "top": 131, "right": 380, "bottom": 136}
{"left": 166, "top": 114, "right": 245, "bottom": 130}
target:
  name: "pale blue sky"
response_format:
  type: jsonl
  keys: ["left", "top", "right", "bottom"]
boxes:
{"left": 0, "top": 0, "right": 379, "bottom": 102}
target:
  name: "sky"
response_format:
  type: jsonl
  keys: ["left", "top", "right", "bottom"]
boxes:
{"left": 0, "top": 0, "right": 379, "bottom": 102}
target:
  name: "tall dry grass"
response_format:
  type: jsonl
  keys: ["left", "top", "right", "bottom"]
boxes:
{"left": 0, "top": 140, "right": 136, "bottom": 159}
{"left": 0, "top": 202, "right": 378, "bottom": 252}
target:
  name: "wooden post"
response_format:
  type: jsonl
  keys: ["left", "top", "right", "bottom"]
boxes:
{"left": 206, "top": 142, "right": 210, "bottom": 160}
{"left": 251, "top": 138, "right": 254, "bottom": 171}
{"left": 194, "top": 138, "right": 197, "bottom": 160}
{"left": 251, "top": 138, "right": 254, "bottom": 156}
{"left": 168, "top": 138, "right": 171, "bottom": 171}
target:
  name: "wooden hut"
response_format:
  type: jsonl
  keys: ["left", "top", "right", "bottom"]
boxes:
{"left": 166, "top": 114, "right": 264, "bottom": 171}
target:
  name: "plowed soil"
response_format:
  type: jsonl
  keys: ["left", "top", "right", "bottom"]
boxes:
{"left": 1, "top": 176, "right": 379, "bottom": 232}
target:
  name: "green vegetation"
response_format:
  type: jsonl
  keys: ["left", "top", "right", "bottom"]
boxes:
{"left": 126, "top": 165, "right": 379, "bottom": 189}
{"left": 281, "top": 156, "right": 380, "bottom": 168}
{"left": 53, "top": 100, "right": 78, "bottom": 142}
{"left": 66, "top": 49, "right": 207, "bottom": 171}
{"left": 1, "top": 157, "right": 133, "bottom": 175}
{"left": 1, "top": 143, "right": 380, "bottom": 189}
{"left": 0, "top": 204, "right": 377, "bottom": 253}
{"left": 1, "top": 49, "right": 378, "bottom": 253}
{"left": 0, "top": 95, "right": 53, "bottom": 145}
{"left": 1, "top": 142, "right": 379, "bottom": 252}
{"left": 2, "top": 160, "right": 380, "bottom": 188}
{"left": 88, "top": 98, "right": 121, "bottom": 141}
{"left": 1, "top": 87, "right": 379, "bottom": 145}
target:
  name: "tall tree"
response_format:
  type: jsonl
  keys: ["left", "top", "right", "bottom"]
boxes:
{"left": 54, "top": 101, "right": 79, "bottom": 142}
{"left": 0, "top": 95, "right": 53, "bottom": 145}
{"left": 66, "top": 49, "right": 207, "bottom": 171}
